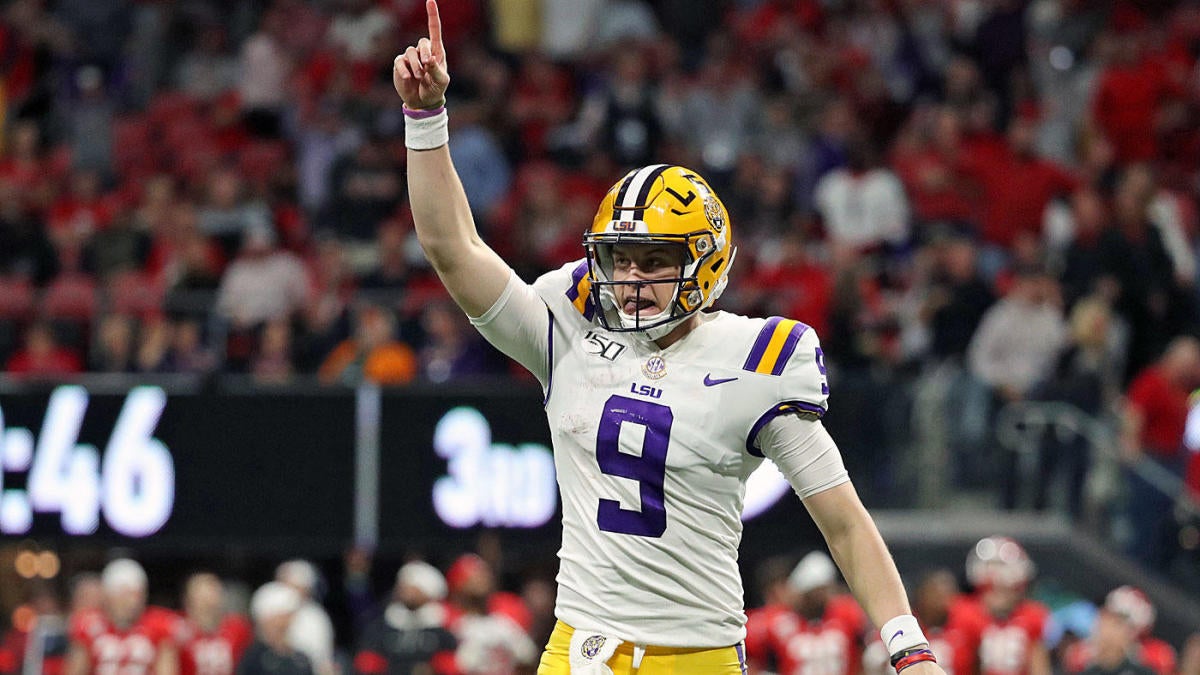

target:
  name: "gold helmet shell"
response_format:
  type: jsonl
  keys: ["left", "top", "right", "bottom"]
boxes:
{"left": 583, "top": 164, "right": 735, "bottom": 334}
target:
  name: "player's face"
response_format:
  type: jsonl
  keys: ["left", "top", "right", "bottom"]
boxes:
{"left": 915, "top": 571, "right": 957, "bottom": 625}
{"left": 397, "top": 583, "right": 431, "bottom": 610}
{"left": 982, "top": 582, "right": 1023, "bottom": 616}
{"left": 1094, "top": 610, "right": 1137, "bottom": 651}
{"left": 609, "top": 244, "right": 686, "bottom": 317}
{"left": 796, "top": 586, "right": 831, "bottom": 620}
{"left": 105, "top": 586, "right": 146, "bottom": 627}
{"left": 185, "top": 575, "right": 225, "bottom": 623}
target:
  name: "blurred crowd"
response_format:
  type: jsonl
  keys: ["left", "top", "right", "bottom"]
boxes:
{"left": 3, "top": 537, "right": 1200, "bottom": 675}
{"left": 2, "top": 0, "right": 1200, "bottom": 580}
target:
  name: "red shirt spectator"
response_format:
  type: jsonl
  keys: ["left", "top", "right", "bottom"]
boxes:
{"left": 1125, "top": 354, "right": 1195, "bottom": 459}
{"left": 6, "top": 323, "right": 83, "bottom": 378}
{"left": 1091, "top": 32, "right": 1185, "bottom": 165}
{"left": 960, "top": 116, "right": 1078, "bottom": 248}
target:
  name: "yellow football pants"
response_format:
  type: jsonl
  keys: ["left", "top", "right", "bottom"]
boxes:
{"left": 536, "top": 621, "right": 747, "bottom": 674}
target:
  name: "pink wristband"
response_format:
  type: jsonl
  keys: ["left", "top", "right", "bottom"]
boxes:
{"left": 403, "top": 104, "right": 446, "bottom": 119}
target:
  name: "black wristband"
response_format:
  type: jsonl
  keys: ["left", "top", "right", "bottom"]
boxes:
{"left": 890, "top": 645, "right": 933, "bottom": 668}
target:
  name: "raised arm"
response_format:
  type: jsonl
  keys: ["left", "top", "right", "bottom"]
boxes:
{"left": 393, "top": 0, "right": 511, "bottom": 318}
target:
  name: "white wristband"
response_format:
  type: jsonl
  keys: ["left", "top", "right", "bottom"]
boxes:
{"left": 881, "top": 614, "right": 927, "bottom": 656}
{"left": 404, "top": 105, "right": 449, "bottom": 150}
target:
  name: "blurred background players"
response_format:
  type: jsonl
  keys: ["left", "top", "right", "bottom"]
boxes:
{"left": 1071, "top": 602, "right": 1155, "bottom": 675}
{"left": 745, "top": 556, "right": 798, "bottom": 675}
{"left": 1064, "top": 587, "right": 1176, "bottom": 675}
{"left": 863, "top": 571, "right": 972, "bottom": 675}
{"left": 949, "top": 537, "right": 1051, "bottom": 675}
{"left": 177, "top": 573, "right": 253, "bottom": 675}
{"left": 275, "top": 561, "right": 335, "bottom": 675}
{"left": 66, "top": 559, "right": 179, "bottom": 675}
{"left": 237, "top": 583, "right": 310, "bottom": 675}
{"left": 441, "top": 555, "right": 535, "bottom": 675}
{"left": 744, "top": 551, "right": 866, "bottom": 675}
{"left": 352, "top": 562, "right": 456, "bottom": 675}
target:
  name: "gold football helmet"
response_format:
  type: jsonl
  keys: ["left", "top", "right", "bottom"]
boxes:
{"left": 583, "top": 164, "right": 736, "bottom": 337}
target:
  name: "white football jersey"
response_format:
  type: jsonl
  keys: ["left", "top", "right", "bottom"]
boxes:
{"left": 471, "top": 260, "right": 840, "bottom": 648}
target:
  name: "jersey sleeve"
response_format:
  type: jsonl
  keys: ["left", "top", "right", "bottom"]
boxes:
{"left": 468, "top": 269, "right": 552, "bottom": 386}
{"left": 743, "top": 318, "right": 831, "bottom": 454}
{"left": 772, "top": 326, "right": 830, "bottom": 415}
{"left": 756, "top": 414, "right": 849, "bottom": 499}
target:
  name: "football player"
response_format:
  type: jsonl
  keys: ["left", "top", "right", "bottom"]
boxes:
{"left": 1063, "top": 587, "right": 1176, "bottom": 675}
{"left": 748, "top": 552, "right": 868, "bottom": 675}
{"left": 745, "top": 556, "right": 799, "bottom": 674}
{"left": 176, "top": 574, "right": 253, "bottom": 675}
{"left": 865, "top": 571, "right": 973, "bottom": 675}
{"left": 1072, "top": 604, "right": 1154, "bottom": 675}
{"left": 947, "top": 538, "right": 1051, "bottom": 675}
{"left": 353, "top": 562, "right": 457, "bottom": 675}
{"left": 393, "top": 3, "right": 951, "bottom": 674}
{"left": 65, "top": 559, "right": 180, "bottom": 675}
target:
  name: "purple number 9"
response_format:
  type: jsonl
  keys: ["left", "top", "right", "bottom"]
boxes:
{"left": 814, "top": 347, "right": 829, "bottom": 395}
{"left": 596, "top": 395, "right": 673, "bottom": 537}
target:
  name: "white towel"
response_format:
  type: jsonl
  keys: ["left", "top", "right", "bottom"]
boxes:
{"left": 568, "top": 629, "right": 621, "bottom": 675}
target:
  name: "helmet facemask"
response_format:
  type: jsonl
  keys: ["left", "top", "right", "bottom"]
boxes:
{"left": 584, "top": 233, "right": 723, "bottom": 340}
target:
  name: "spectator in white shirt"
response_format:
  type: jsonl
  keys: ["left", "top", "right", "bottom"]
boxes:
{"left": 815, "top": 139, "right": 911, "bottom": 253}
{"left": 215, "top": 226, "right": 310, "bottom": 329}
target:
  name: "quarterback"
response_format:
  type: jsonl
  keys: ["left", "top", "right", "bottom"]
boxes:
{"left": 395, "top": 3, "right": 950, "bottom": 675}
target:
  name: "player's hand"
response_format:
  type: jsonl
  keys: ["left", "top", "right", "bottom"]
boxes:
{"left": 393, "top": 0, "right": 450, "bottom": 110}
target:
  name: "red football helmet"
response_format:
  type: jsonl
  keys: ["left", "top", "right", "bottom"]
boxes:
{"left": 966, "top": 536, "right": 1036, "bottom": 589}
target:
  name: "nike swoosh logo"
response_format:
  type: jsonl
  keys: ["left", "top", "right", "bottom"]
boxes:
{"left": 889, "top": 630, "right": 904, "bottom": 644}
{"left": 703, "top": 374, "right": 738, "bottom": 387}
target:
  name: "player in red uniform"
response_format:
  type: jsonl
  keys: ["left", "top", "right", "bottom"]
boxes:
{"left": 176, "top": 574, "right": 253, "bottom": 675}
{"left": 746, "top": 551, "right": 868, "bottom": 675}
{"left": 947, "top": 537, "right": 1051, "bottom": 675}
{"left": 746, "top": 557, "right": 801, "bottom": 674}
{"left": 865, "top": 571, "right": 974, "bottom": 675}
{"left": 1063, "top": 587, "right": 1177, "bottom": 675}
{"left": 65, "top": 560, "right": 180, "bottom": 675}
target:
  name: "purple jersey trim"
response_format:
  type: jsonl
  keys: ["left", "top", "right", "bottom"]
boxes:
{"left": 543, "top": 308, "right": 554, "bottom": 407}
{"left": 770, "top": 321, "right": 810, "bottom": 376}
{"left": 745, "top": 400, "right": 828, "bottom": 457}
{"left": 565, "top": 260, "right": 588, "bottom": 301}
{"left": 743, "top": 316, "right": 783, "bottom": 371}
{"left": 565, "top": 260, "right": 596, "bottom": 320}
{"left": 736, "top": 643, "right": 748, "bottom": 675}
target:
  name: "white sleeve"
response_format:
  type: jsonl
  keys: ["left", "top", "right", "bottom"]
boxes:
{"left": 468, "top": 269, "right": 551, "bottom": 386}
{"left": 756, "top": 413, "right": 849, "bottom": 499}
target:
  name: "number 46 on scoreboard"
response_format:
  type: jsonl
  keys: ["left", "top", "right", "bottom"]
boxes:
{"left": 0, "top": 386, "right": 175, "bottom": 537}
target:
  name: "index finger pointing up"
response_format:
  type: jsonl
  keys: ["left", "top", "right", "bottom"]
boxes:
{"left": 427, "top": 0, "right": 443, "bottom": 57}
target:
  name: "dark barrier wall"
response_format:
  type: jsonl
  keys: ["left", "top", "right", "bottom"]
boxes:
{"left": 0, "top": 385, "right": 357, "bottom": 550}
{"left": 0, "top": 382, "right": 824, "bottom": 555}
